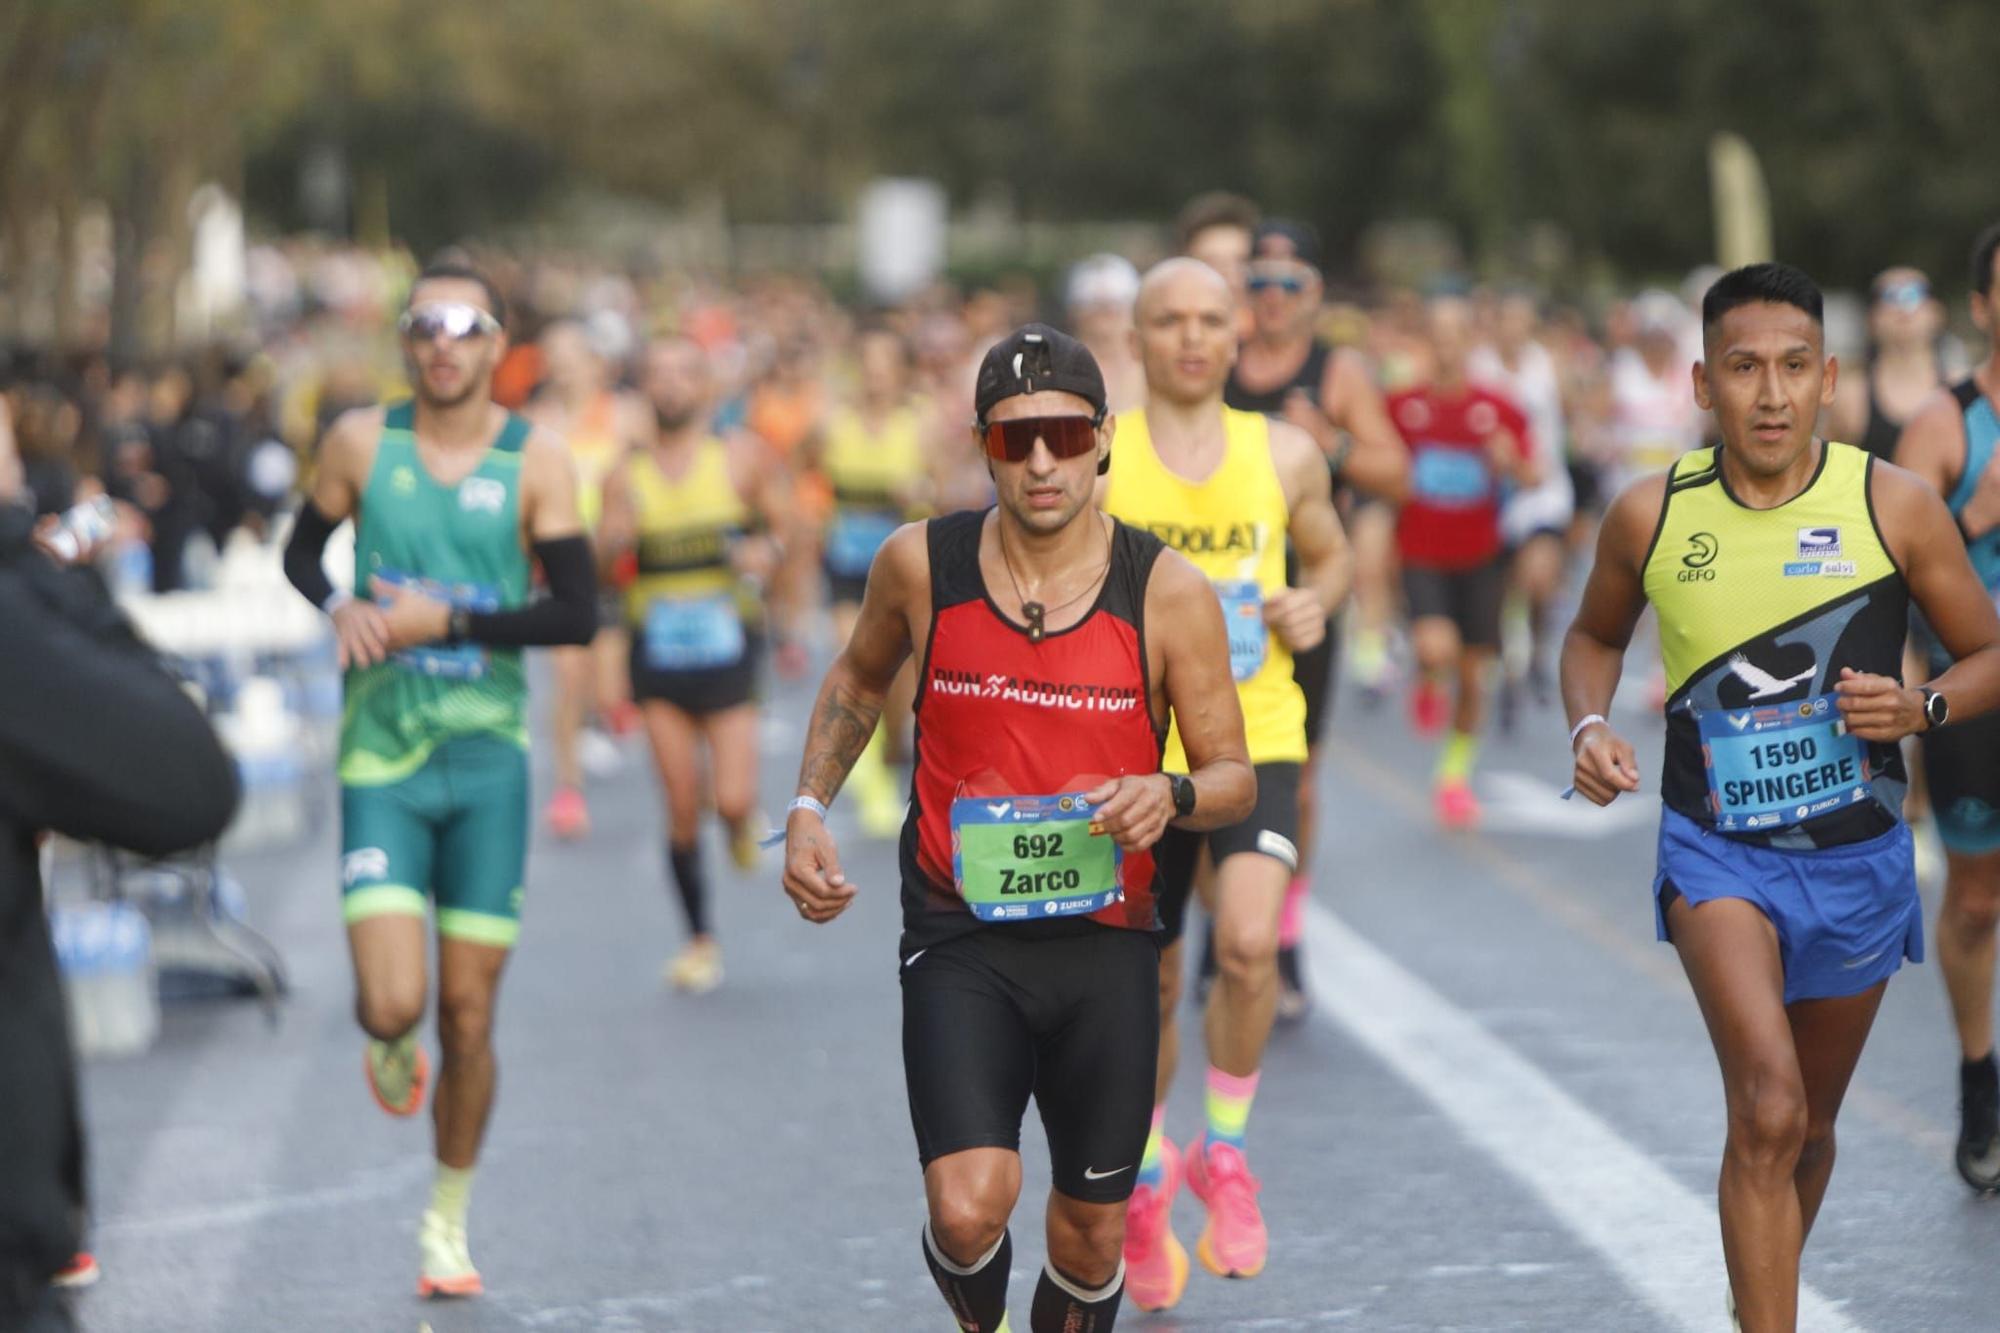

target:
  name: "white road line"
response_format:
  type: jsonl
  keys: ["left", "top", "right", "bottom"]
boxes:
{"left": 1303, "top": 902, "right": 1866, "bottom": 1333}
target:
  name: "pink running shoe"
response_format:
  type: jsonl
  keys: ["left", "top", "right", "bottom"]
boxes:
{"left": 1409, "top": 681, "right": 1449, "bottom": 736}
{"left": 1185, "top": 1137, "right": 1267, "bottom": 1279}
{"left": 1435, "top": 780, "right": 1481, "bottom": 830}
{"left": 545, "top": 787, "right": 590, "bottom": 841}
{"left": 1123, "top": 1137, "right": 1189, "bottom": 1311}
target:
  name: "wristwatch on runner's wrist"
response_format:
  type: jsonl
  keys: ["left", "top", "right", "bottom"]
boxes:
{"left": 1166, "top": 773, "right": 1197, "bottom": 820}
{"left": 1921, "top": 686, "right": 1949, "bottom": 730}
{"left": 447, "top": 606, "right": 473, "bottom": 644}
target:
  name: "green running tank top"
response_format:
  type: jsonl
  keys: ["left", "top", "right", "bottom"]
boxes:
{"left": 339, "top": 401, "right": 533, "bottom": 786}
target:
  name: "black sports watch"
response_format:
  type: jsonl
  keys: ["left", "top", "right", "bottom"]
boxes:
{"left": 1166, "top": 773, "right": 1197, "bottom": 820}
{"left": 447, "top": 606, "right": 474, "bottom": 645}
{"left": 1921, "top": 685, "right": 1949, "bottom": 731}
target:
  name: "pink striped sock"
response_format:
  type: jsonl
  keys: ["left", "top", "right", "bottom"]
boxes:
{"left": 1277, "top": 874, "right": 1308, "bottom": 948}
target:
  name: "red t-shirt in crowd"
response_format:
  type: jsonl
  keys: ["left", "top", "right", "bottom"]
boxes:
{"left": 1390, "top": 383, "right": 1532, "bottom": 571}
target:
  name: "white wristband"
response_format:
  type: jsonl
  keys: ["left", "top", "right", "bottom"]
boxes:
{"left": 322, "top": 590, "right": 353, "bottom": 616}
{"left": 1569, "top": 713, "right": 1608, "bottom": 751}
{"left": 788, "top": 794, "right": 829, "bottom": 822}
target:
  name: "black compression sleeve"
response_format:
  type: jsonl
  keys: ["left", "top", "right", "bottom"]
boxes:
{"left": 282, "top": 500, "right": 340, "bottom": 610}
{"left": 464, "top": 534, "right": 597, "bottom": 647}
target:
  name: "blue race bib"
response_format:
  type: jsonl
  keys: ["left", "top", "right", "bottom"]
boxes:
{"left": 1213, "top": 579, "right": 1267, "bottom": 683}
{"left": 1411, "top": 444, "right": 1493, "bottom": 507}
{"left": 376, "top": 570, "right": 496, "bottom": 681}
{"left": 643, "top": 594, "right": 747, "bottom": 672}
{"left": 825, "top": 509, "right": 900, "bottom": 579}
{"left": 1697, "top": 692, "right": 1874, "bottom": 832}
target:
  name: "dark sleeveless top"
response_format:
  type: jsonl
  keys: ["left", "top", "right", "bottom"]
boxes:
{"left": 1226, "top": 340, "right": 1332, "bottom": 415}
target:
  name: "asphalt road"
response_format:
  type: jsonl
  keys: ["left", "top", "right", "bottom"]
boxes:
{"left": 61, "top": 647, "right": 2000, "bottom": 1332}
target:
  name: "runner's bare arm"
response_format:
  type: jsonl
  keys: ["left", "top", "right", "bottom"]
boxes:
{"left": 304, "top": 407, "right": 384, "bottom": 522}
{"left": 784, "top": 523, "right": 925, "bottom": 920}
{"left": 1268, "top": 419, "right": 1350, "bottom": 649}
{"left": 1559, "top": 476, "right": 1660, "bottom": 803}
{"left": 1151, "top": 550, "right": 1255, "bottom": 830}
{"left": 1890, "top": 389, "right": 1966, "bottom": 503}
{"left": 519, "top": 428, "right": 585, "bottom": 543}
{"left": 795, "top": 522, "right": 923, "bottom": 806}
{"left": 594, "top": 458, "right": 637, "bottom": 578}
{"left": 1322, "top": 348, "right": 1411, "bottom": 502}
{"left": 1843, "top": 462, "right": 2000, "bottom": 739}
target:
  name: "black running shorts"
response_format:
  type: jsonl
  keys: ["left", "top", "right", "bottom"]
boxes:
{"left": 900, "top": 925, "right": 1159, "bottom": 1203}
{"left": 1402, "top": 560, "right": 1506, "bottom": 652}
{"left": 1153, "top": 761, "right": 1303, "bottom": 946}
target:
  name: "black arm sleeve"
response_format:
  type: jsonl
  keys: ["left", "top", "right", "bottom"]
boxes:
{"left": 282, "top": 499, "right": 340, "bottom": 610}
{"left": 0, "top": 554, "right": 240, "bottom": 856}
{"left": 464, "top": 533, "right": 597, "bottom": 647}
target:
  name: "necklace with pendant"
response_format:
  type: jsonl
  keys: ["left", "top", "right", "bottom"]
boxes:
{"left": 996, "top": 515, "right": 1111, "bottom": 643}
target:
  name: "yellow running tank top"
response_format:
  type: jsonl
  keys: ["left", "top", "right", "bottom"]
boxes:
{"left": 624, "top": 439, "right": 753, "bottom": 624}
{"left": 823, "top": 405, "right": 925, "bottom": 510}
{"left": 1642, "top": 441, "right": 1909, "bottom": 847}
{"left": 1104, "top": 406, "right": 1306, "bottom": 767}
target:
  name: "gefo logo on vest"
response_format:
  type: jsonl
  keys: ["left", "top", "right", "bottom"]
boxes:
{"left": 1679, "top": 531, "right": 1719, "bottom": 581}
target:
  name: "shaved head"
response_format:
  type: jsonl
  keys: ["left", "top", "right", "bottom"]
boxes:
{"left": 1135, "top": 257, "right": 1232, "bottom": 323}
{"left": 1132, "top": 258, "right": 1238, "bottom": 407}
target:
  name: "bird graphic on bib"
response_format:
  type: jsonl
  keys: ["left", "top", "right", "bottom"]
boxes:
{"left": 1727, "top": 652, "right": 1816, "bottom": 701}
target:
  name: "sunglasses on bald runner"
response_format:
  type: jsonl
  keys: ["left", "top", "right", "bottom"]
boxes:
{"left": 398, "top": 302, "right": 502, "bottom": 343}
{"left": 978, "top": 414, "right": 1103, "bottom": 463}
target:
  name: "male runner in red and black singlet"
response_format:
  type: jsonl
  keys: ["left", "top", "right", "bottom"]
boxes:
{"left": 782, "top": 325, "right": 1255, "bottom": 1333}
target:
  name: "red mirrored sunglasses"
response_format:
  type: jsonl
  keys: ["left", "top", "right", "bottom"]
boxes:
{"left": 978, "top": 414, "right": 1103, "bottom": 463}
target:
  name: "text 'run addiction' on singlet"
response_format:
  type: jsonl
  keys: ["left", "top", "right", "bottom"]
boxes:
{"left": 624, "top": 439, "right": 757, "bottom": 673}
{"left": 900, "top": 511, "right": 1168, "bottom": 956}
{"left": 342, "top": 401, "right": 532, "bottom": 786}
{"left": 1643, "top": 441, "right": 1909, "bottom": 849}
{"left": 1102, "top": 407, "right": 1307, "bottom": 767}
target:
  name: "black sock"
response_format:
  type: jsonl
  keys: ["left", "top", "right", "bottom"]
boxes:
{"left": 922, "top": 1223, "right": 1010, "bottom": 1333}
{"left": 1030, "top": 1262, "right": 1123, "bottom": 1333}
{"left": 668, "top": 843, "right": 709, "bottom": 937}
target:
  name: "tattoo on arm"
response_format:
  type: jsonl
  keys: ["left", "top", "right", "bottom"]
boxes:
{"left": 797, "top": 673, "right": 887, "bottom": 803}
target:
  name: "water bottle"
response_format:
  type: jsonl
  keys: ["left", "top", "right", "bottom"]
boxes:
{"left": 43, "top": 495, "right": 118, "bottom": 562}
{"left": 50, "top": 902, "right": 159, "bottom": 1059}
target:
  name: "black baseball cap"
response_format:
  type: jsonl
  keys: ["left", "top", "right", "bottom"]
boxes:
{"left": 1252, "top": 219, "right": 1322, "bottom": 271}
{"left": 973, "top": 323, "right": 1107, "bottom": 425}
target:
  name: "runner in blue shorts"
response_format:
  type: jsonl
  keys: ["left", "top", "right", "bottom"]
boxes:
{"left": 1562, "top": 263, "right": 2000, "bottom": 1330}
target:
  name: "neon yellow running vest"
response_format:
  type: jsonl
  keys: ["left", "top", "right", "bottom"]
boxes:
{"left": 1104, "top": 406, "right": 1307, "bottom": 767}
{"left": 1643, "top": 441, "right": 1909, "bottom": 847}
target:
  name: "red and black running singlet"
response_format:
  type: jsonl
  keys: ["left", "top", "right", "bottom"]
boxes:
{"left": 898, "top": 509, "right": 1168, "bottom": 954}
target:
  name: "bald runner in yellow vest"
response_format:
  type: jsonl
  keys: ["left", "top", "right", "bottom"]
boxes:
{"left": 1098, "top": 258, "right": 1349, "bottom": 1311}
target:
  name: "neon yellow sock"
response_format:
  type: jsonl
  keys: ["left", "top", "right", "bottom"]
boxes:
{"left": 430, "top": 1163, "right": 474, "bottom": 1228}
{"left": 1436, "top": 730, "right": 1478, "bottom": 785}
{"left": 853, "top": 724, "right": 890, "bottom": 789}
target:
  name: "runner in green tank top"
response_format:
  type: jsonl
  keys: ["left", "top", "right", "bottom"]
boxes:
{"left": 283, "top": 257, "right": 596, "bottom": 1300}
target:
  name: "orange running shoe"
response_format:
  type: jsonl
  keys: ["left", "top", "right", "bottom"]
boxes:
{"left": 365, "top": 1034, "right": 429, "bottom": 1118}
{"left": 51, "top": 1252, "right": 100, "bottom": 1289}
{"left": 1123, "top": 1137, "right": 1189, "bottom": 1311}
{"left": 1185, "top": 1137, "right": 1268, "bottom": 1279}
{"left": 416, "top": 1209, "right": 482, "bottom": 1298}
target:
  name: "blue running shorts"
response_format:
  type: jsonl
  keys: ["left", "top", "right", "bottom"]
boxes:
{"left": 1653, "top": 808, "right": 1922, "bottom": 1004}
